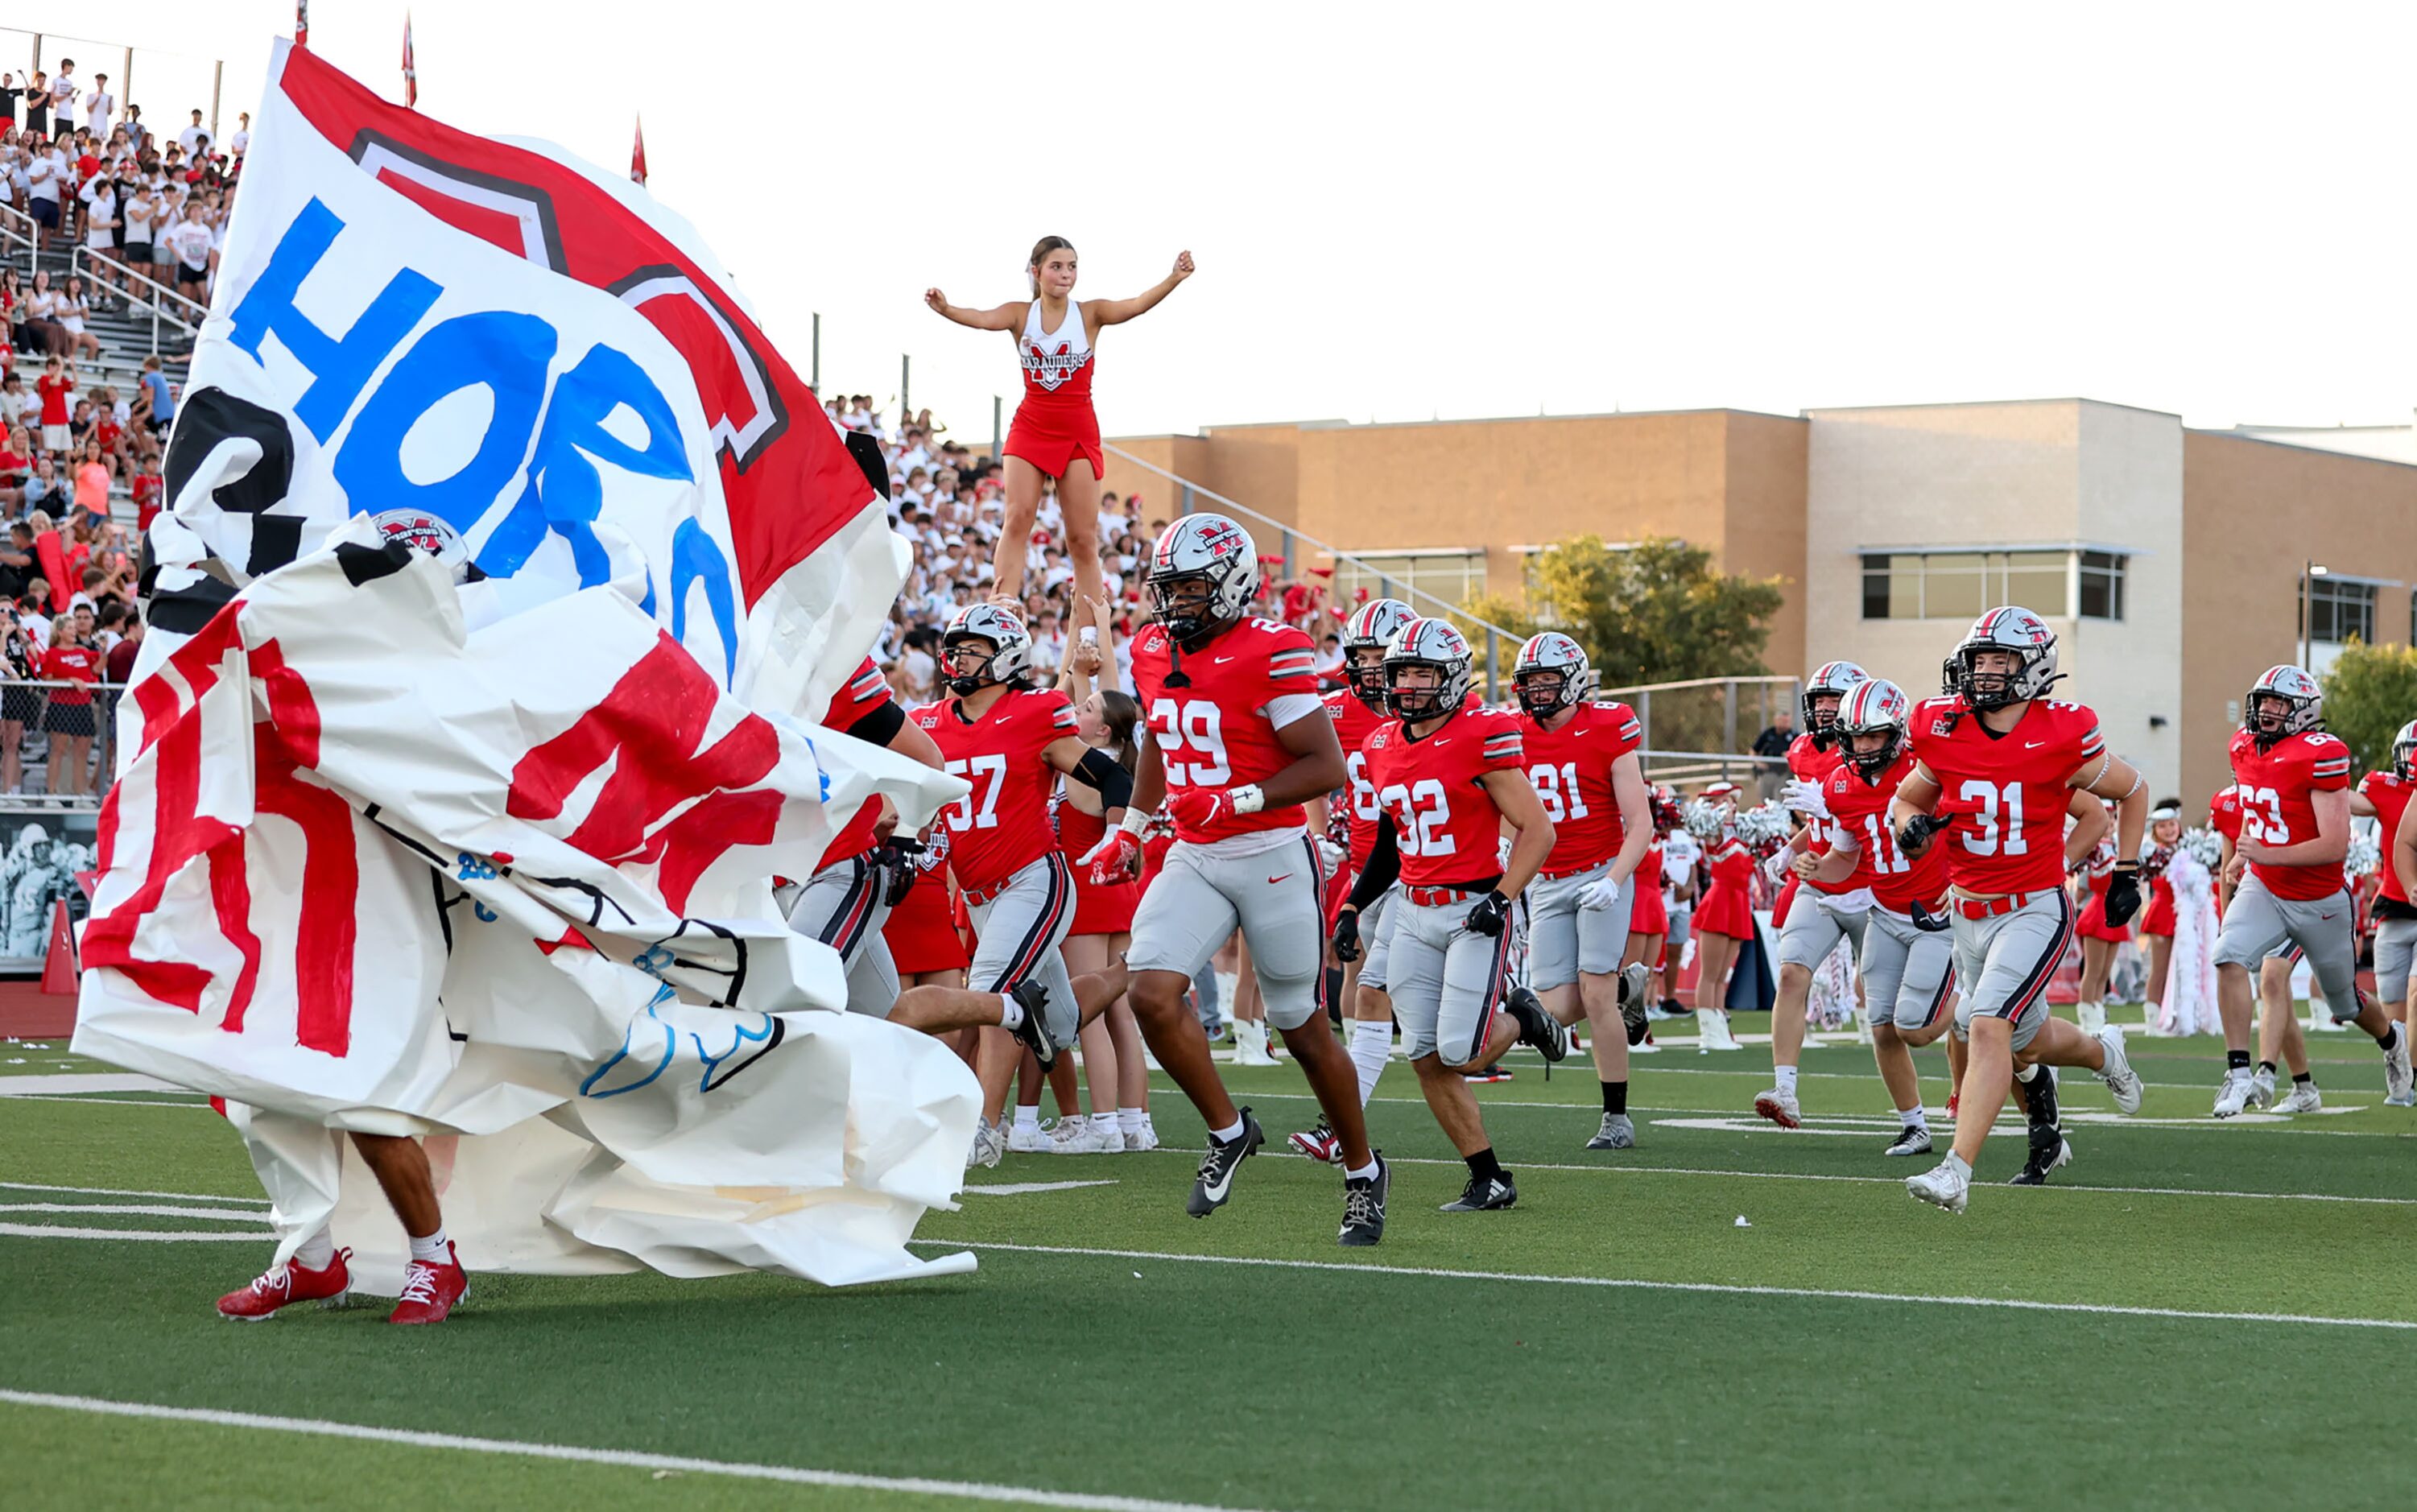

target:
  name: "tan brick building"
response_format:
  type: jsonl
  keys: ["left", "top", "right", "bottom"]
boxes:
{"left": 1101, "top": 399, "right": 2417, "bottom": 806}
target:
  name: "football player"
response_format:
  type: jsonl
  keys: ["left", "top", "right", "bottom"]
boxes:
{"left": 1507, "top": 632, "right": 1655, "bottom": 1149}
{"left": 1292, "top": 597, "right": 1415, "bottom": 1164}
{"left": 2354, "top": 719, "right": 2417, "bottom": 1105}
{"left": 1754, "top": 662, "right": 1872, "bottom": 1126}
{"left": 2211, "top": 669, "right": 2413, "bottom": 1113}
{"left": 2208, "top": 782, "right": 2317, "bottom": 1109}
{"left": 1335, "top": 619, "right": 1564, "bottom": 1212}
{"left": 1890, "top": 608, "right": 2150, "bottom": 1212}
{"left": 783, "top": 656, "right": 948, "bottom": 1016}
{"left": 1113, "top": 515, "right": 1388, "bottom": 1245}
{"left": 886, "top": 605, "right": 1138, "bottom": 1164}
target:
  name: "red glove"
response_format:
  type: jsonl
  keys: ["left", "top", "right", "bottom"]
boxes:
{"left": 1079, "top": 828, "right": 1142, "bottom": 886}
{"left": 1166, "top": 787, "right": 1230, "bottom": 832}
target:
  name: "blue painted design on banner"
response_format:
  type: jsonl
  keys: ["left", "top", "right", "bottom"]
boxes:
{"left": 334, "top": 310, "right": 556, "bottom": 531}
{"left": 670, "top": 518, "right": 738, "bottom": 684}
{"left": 692, "top": 1014, "right": 778, "bottom": 1093}
{"left": 579, "top": 983, "right": 680, "bottom": 1098}
{"left": 225, "top": 198, "right": 440, "bottom": 443}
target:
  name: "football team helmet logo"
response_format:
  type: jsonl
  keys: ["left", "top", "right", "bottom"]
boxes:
{"left": 1147, "top": 513, "right": 1262, "bottom": 645}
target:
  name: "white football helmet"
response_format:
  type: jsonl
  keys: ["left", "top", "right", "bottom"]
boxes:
{"left": 942, "top": 602, "right": 1032, "bottom": 693}
{"left": 1147, "top": 513, "right": 1261, "bottom": 644}
{"left": 1801, "top": 660, "right": 1869, "bottom": 737}
{"left": 2244, "top": 664, "right": 2324, "bottom": 747}
{"left": 2392, "top": 717, "right": 2417, "bottom": 781}
{"left": 1341, "top": 597, "right": 1416, "bottom": 709}
{"left": 1833, "top": 678, "right": 1910, "bottom": 778}
{"left": 1514, "top": 632, "right": 1593, "bottom": 717}
{"left": 1383, "top": 616, "right": 1473, "bottom": 721}
{"left": 1952, "top": 607, "right": 2060, "bottom": 710}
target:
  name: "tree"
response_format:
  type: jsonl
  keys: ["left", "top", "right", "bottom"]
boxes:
{"left": 1465, "top": 535, "right": 1787, "bottom": 685}
{"left": 1462, "top": 535, "right": 1789, "bottom": 754}
{"left": 2320, "top": 638, "right": 2417, "bottom": 775}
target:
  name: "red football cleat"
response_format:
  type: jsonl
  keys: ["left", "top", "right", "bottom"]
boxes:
{"left": 387, "top": 1242, "right": 469, "bottom": 1325}
{"left": 217, "top": 1249, "right": 353, "bottom": 1321}
{"left": 1944, "top": 1093, "right": 1960, "bottom": 1120}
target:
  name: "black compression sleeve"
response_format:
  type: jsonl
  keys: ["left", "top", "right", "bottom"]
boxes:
{"left": 1348, "top": 816, "right": 1401, "bottom": 911}
{"left": 1070, "top": 746, "right": 1134, "bottom": 812}
{"left": 846, "top": 699, "right": 907, "bottom": 747}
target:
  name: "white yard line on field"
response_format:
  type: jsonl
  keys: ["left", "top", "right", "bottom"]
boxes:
{"left": 0, "top": 1391, "right": 1282, "bottom": 1512}
{"left": 911, "top": 1240, "right": 2417, "bottom": 1332}
{"left": 0, "top": 1180, "right": 269, "bottom": 1204}
{"left": 1086, "top": 1141, "right": 2417, "bottom": 1206}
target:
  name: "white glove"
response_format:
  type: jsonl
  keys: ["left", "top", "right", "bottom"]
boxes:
{"left": 1314, "top": 835, "right": 1347, "bottom": 875}
{"left": 1762, "top": 849, "right": 1795, "bottom": 886}
{"left": 1578, "top": 873, "right": 1622, "bottom": 911}
{"left": 1781, "top": 777, "right": 1829, "bottom": 820}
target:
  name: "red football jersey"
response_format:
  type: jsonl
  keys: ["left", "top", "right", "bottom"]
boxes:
{"left": 1787, "top": 731, "right": 1859, "bottom": 894}
{"left": 1822, "top": 748, "right": 1949, "bottom": 911}
{"left": 1323, "top": 687, "right": 1390, "bottom": 871}
{"left": 2229, "top": 729, "right": 2353, "bottom": 902}
{"left": 1130, "top": 616, "right": 1324, "bottom": 844}
{"left": 1361, "top": 704, "right": 1527, "bottom": 888}
{"left": 2361, "top": 770, "right": 2415, "bottom": 905}
{"left": 911, "top": 686, "right": 1077, "bottom": 893}
{"left": 1910, "top": 695, "right": 2104, "bottom": 895}
{"left": 816, "top": 657, "right": 895, "bottom": 870}
{"left": 1519, "top": 700, "right": 1643, "bottom": 873}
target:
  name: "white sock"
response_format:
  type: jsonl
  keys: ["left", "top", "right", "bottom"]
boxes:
{"left": 1903, "top": 1105, "right": 1928, "bottom": 1132}
{"left": 998, "top": 994, "right": 1025, "bottom": 1031}
{"left": 2014, "top": 1062, "right": 2041, "bottom": 1083}
{"left": 1345, "top": 1157, "right": 1381, "bottom": 1182}
{"left": 1013, "top": 1105, "right": 1040, "bottom": 1132}
{"left": 1349, "top": 1020, "right": 1391, "bottom": 1105}
{"left": 1118, "top": 1107, "right": 1147, "bottom": 1135}
{"left": 407, "top": 1227, "right": 448, "bottom": 1265}
{"left": 1091, "top": 1110, "right": 1118, "bottom": 1131}
{"left": 1209, "top": 1117, "right": 1245, "bottom": 1143}
{"left": 1774, "top": 1065, "right": 1798, "bottom": 1095}
{"left": 293, "top": 1229, "right": 336, "bottom": 1270}
{"left": 1944, "top": 1153, "right": 1970, "bottom": 1176}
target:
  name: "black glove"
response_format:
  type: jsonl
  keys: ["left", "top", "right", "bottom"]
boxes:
{"left": 2103, "top": 864, "right": 2143, "bottom": 928}
{"left": 877, "top": 837, "right": 923, "bottom": 908}
{"left": 1465, "top": 889, "right": 1511, "bottom": 937}
{"left": 1330, "top": 907, "right": 1361, "bottom": 963}
{"left": 1908, "top": 894, "right": 1953, "bottom": 933}
{"left": 1896, "top": 813, "right": 1945, "bottom": 857}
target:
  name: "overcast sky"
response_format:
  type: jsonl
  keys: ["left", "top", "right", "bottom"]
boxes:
{"left": 14, "top": 2, "right": 2416, "bottom": 442}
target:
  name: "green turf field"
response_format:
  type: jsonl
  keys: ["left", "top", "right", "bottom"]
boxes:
{"left": 4, "top": 1013, "right": 2411, "bottom": 1510}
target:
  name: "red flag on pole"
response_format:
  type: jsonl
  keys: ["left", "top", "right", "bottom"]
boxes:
{"left": 296, "top": 1, "right": 310, "bottom": 47}
{"left": 403, "top": 13, "right": 419, "bottom": 109}
{"left": 631, "top": 114, "right": 648, "bottom": 186}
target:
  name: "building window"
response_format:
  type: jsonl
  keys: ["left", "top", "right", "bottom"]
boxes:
{"left": 1332, "top": 551, "right": 1488, "bottom": 613}
{"left": 1859, "top": 549, "right": 2093, "bottom": 620}
{"left": 2077, "top": 551, "right": 2126, "bottom": 622}
{"left": 2307, "top": 576, "right": 2374, "bottom": 644}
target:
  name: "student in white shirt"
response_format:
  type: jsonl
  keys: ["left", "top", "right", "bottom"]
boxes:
{"left": 178, "top": 109, "right": 208, "bottom": 158}
{"left": 48, "top": 61, "right": 76, "bottom": 135}
{"left": 84, "top": 76, "right": 113, "bottom": 140}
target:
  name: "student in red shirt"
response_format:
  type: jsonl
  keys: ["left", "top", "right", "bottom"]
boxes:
{"left": 35, "top": 357, "right": 74, "bottom": 456}
{"left": 37, "top": 608, "right": 100, "bottom": 797}
{"left": 130, "top": 457, "right": 164, "bottom": 531}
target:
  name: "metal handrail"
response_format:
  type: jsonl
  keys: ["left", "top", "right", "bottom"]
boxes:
{"left": 0, "top": 201, "right": 35, "bottom": 277}
{"left": 1101, "top": 442, "right": 1534, "bottom": 696}
{"left": 1601, "top": 673, "right": 1799, "bottom": 698}
{"left": 0, "top": 674, "right": 124, "bottom": 809}
{"left": 72, "top": 248, "right": 203, "bottom": 355}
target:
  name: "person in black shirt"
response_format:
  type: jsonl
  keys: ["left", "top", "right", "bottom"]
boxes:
{"left": 1750, "top": 708, "right": 1796, "bottom": 799}
{"left": 0, "top": 74, "right": 23, "bottom": 128}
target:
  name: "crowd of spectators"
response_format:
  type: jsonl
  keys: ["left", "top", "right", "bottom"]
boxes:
{"left": 852, "top": 399, "right": 1359, "bottom": 705}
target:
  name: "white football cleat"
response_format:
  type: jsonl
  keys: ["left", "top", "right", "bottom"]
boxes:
{"left": 966, "top": 1119, "right": 1006, "bottom": 1169}
{"left": 1124, "top": 1120, "right": 1162, "bottom": 1152}
{"left": 1007, "top": 1119, "right": 1050, "bottom": 1154}
{"left": 1906, "top": 1156, "right": 1970, "bottom": 1214}
{"left": 2093, "top": 1026, "right": 2142, "bottom": 1115}
{"left": 2212, "top": 1068, "right": 2254, "bottom": 1119}
{"left": 2270, "top": 1080, "right": 2324, "bottom": 1114}
{"left": 2384, "top": 1025, "right": 2415, "bottom": 1105}
{"left": 1752, "top": 1085, "right": 1802, "bottom": 1130}
{"left": 2246, "top": 1067, "right": 2276, "bottom": 1111}
{"left": 1049, "top": 1117, "right": 1108, "bottom": 1155}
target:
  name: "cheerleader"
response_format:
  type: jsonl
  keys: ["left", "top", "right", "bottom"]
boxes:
{"left": 1688, "top": 798, "right": 1754, "bottom": 1051}
{"left": 925, "top": 239, "right": 1195, "bottom": 608}
{"left": 1622, "top": 787, "right": 1680, "bottom": 1055}
{"left": 2137, "top": 802, "right": 2184, "bottom": 1031}
{"left": 1048, "top": 596, "right": 1157, "bottom": 1152}
{"left": 2071, "top": 804, "right": 2129, "bottom": 1035}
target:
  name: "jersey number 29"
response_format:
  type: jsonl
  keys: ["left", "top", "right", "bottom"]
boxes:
{"left": 1149, "top": 699, "right": 1230, "bottom": 787}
